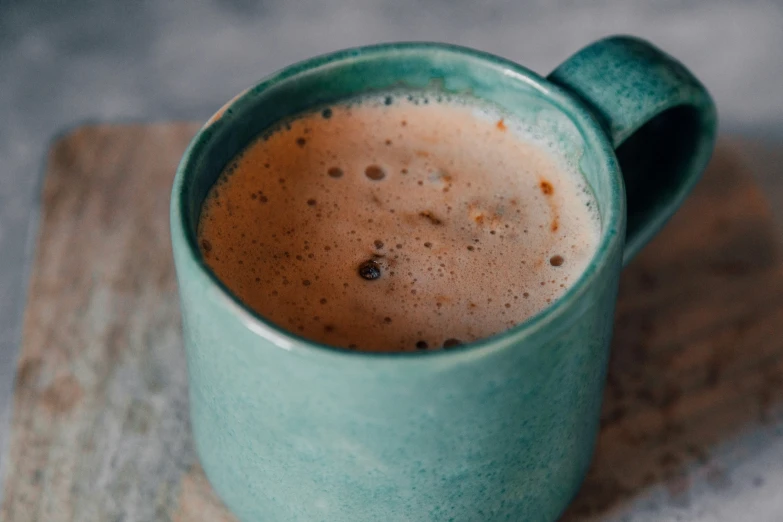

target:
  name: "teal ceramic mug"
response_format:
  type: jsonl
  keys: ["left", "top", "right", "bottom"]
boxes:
{"left": 171, "top": 36, "right": 716, "bottom": 521}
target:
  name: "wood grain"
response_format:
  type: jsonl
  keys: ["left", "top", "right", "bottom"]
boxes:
{"left": 0, "top": 123, "right": 236, "bottom": 522}
{"left": 1, "top": 124, "right": 782, "bottom": 521}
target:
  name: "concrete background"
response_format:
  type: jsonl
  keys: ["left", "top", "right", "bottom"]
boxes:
{"left": 1, "top": 0, "right": 782, "bottom": 519}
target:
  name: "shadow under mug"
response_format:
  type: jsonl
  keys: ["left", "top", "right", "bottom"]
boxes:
{"left": 171, "top": 36, "right": 716, "bottom": 522}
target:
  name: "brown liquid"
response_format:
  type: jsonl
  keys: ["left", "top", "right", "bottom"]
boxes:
{"left": 198, "top": 95, "right": 600, "bottom": 352}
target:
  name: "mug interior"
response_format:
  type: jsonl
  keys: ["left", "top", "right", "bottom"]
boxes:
{"left": 173, "top": 42, "right": 624, "bottom": 355}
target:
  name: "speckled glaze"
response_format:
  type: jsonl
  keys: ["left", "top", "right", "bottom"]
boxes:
{"left": 170, "top": 36, "right": 716, "bottom": 522}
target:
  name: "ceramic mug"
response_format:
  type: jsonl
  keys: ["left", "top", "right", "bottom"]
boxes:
{"left": 170, "top": 36, "right": 716, "bottom": 521}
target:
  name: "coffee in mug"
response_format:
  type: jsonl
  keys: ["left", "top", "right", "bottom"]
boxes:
{"left": 197, "top": 93, "right": 600, "bottom": 351}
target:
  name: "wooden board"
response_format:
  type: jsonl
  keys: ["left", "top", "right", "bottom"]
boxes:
{"left": 2, "top": 124, "right": 782, "bottom": 521}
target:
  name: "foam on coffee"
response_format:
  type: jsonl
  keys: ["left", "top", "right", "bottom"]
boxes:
{"left": 197, "top": 94, "right": 601, "bottom": 352}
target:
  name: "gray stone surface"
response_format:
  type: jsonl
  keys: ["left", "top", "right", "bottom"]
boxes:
{"left": 1, "top": 0, "right": 782, "bottom": 519}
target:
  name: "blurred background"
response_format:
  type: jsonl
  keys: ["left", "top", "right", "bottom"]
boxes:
{"left": 1, "top": 0, "right": 783, "bottom": 518}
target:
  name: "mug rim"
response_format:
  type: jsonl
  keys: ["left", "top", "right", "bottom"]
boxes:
{"left": 170, "top": 41, "right": 625, "bottom": 360}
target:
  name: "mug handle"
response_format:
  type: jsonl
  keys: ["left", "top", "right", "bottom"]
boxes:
{"left": 548, "top": 35, "right": 717, "bottom": 265}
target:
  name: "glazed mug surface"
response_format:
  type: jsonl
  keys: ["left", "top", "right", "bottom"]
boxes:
{"left": 170, "top": 35, "right": 716, "bottom": 521}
